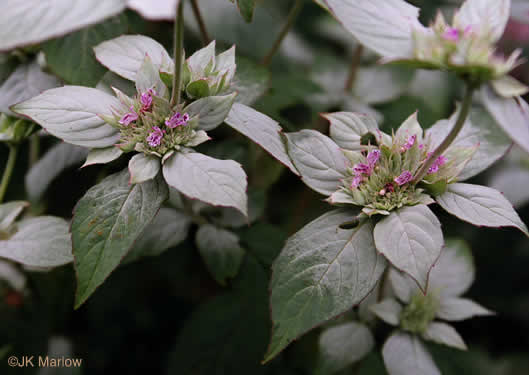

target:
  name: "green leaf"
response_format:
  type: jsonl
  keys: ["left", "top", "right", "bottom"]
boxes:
{"left": 72, "top": 169, "right": 168, "bottom": 308}
{"left": 324, "top": 112, "right": 382, "bottom": 151}
{"left": 480, "top": 85, "right": 529, "bottom": 154}
{"left": 231, "top": 56, "right": 270, "bottom": 105}
{"left": 374, "top": 205, "right": 443, "bottom": 292}
{"left": 136, "top": 55, "right": 168, "bottom": 99}
{"left": 426, "top": 107, "right": 511, "bottom": 181}
{"left": 265, "top": 210, "right": 387, "bottom": 362}
{"left": 186, "top": 79, "right": 211, "bottom": 99}
{"left": 128, "top": 153, "right": 161, "bottom": 184}
{"left": 26, "top": 143, "right": 89, "bottom": 202}
{"left": 0, "top": 217, "right": 73, "bottom": 267}
{"left": 437, "top": 298, "right": 494, "bottom": 322}
{"left": 323, "top": 0, "right": 419, "bottom": 59}
{"left": 43, "top": 16, "right": 127, "bottom": 86}
{"left": 423, "top": 322, "right": 467, "bottom": 351}
{"left": 184, "top": 93, "right": 237, "bottom": 131}
{"left": 225, "top": 103, "right": 299, "bottom": 175}
{"left": 166, "top": 254, "right": 270, "bottom": 375}
{"left": 369, "top": 298, "right": 403, "bottom": 326}
{"left": 0, "top": 0, "right": 127, "bottom": 51}
{"left": 0, "top": 201, "right": 28, "bottom": 232}
{"left": 436, "top": 183, "right": 529, "bottom": 237}
{"left": 124, "top": 208, "right": 192, "bottom": 263}
{"left": 382, "top": 332, "right": 440, "bottom": 375}
{"left": 94, "top": 35, "right": 174, "bottom": 81}
{"left": 0, "top": 61, "right": 60, "bottom": 116}
{"left": 82, "top": 147, "right": 123, "bottom": 168}
{"left": 12, "top": 86, "right": 123, "bottom": 148}
{"left": 316, "top": 322, "right": 375, "bottom": 375}
{"left": 236, "top": 0, "right": 256, "bottom": 22}
{"left": 285, "top": 130, "right": 348, "bottom": 196}
{"left": 162, "top": 151, "right": 248, "bottom": 216}
{"left": 196, "top": 224, "right": 245, "bottom": 285}
{"left": 187, "top": 41, "right": 216, "bottom": 79}
{"left": 455, "top": 0, "right": 510, "bottom": 43}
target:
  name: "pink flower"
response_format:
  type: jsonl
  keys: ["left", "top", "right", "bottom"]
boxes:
{"left": 140, "top": 89, "right": 155, "bottom": 111}
{"left": 165, "top": 112, "right": 190, "bottom": 128}
{"left": 119, "top": 106, "right": 138, "bottom": 126}
{"left": 367, "top": 149, "right": 381, "bottom": 166}
{"left": 146, "top": 126, "right": 164, "bottom": 147}
{"left": 442, "top": 27, "right": 460, "bottom": 42}
{"left": 428, "top": 155, "right": 447, "bottom": 174}
{"left": 401, "top": 135, "right": 416, "bottom": 152}
{"left": 354, "top": 163, "right": 372, "bottom": 176}
{"left": 394, "top": 170, "right": 413, "bottom": 186}
{"left": 351, "top": 174, "right": 364, "bottom": 188}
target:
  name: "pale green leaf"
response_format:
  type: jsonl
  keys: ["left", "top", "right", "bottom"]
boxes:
{"left": 436, "top": 183, "right": 529, "bottom": 236}
{"left": 225, "top": 103, "right": 298, "bottom": 175}
{"left": 0, "top": 61, "right": 60, "bottom": 116}
{"left": 12, "top": 86, "right": 123, "bottom": 148}
{"left": 285, "top": 130, "right": 348, "bottom": 195}
{"left": 136, "top": 55, "right": 168, "bottom": 99}
{"left": 374, "top": 205, "right": 443, "bottom": 292}
{"left": 480, "top": 85, "right": 529, "bottom": 154}
{"left": 325, "top": 112, "right": 381, "bottom": 151}
{"left": 437, "top": 298, "right": 494, "bottom": 322}
{"left": 369, "top": 298, "right": 403, "bottom": 326}
{"left": 316, "top": 322, "right": 375, "bottom": 375}
{"left": 323, "top": 0, "right": 420, "bottom": 59}
{"left": 94, "top": 35, "right": 174, "bottom": 81}
{"left": 128, "top": 153, "right": 161, "bottom": 184}
{"left": 0, "top": 217, "right": 72, "bottom": 267}
{"left": 491, "top": 75, "right": 529, "bottom": 98}
{"left": 82, "top": 147, "right": 123, "bottom": 168}
{"left": 163, "top": 151, "right": 248, "bottom": 216}
{"left": 0, "top": 201, "right": 28, "bottom": 232}
{"left": 455, "top": 0, "right": 510, "bottom": 43}
{"left": 382, "top": 332, "right": 440, "bottom": 375}
{"left": 0, "top": 0, "right": 127, "bottom": 51}
{"left": 128, "top": 0, "right": 179, "bottom": 20}
{"left": 423, "top": 322, "right": 467, "bottom": 350}
{"left": 184, "top": 93, "right": 237, "bottom": 131}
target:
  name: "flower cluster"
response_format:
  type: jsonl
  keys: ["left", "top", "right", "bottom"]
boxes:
{"left": 102, "top": 85, "right": 202, "bottom": 157}
{"left": 412, "top": 11, "right": 522, "bottom": 81}
{"left": 329, "top": 114, "right": 476, "bottom": 216}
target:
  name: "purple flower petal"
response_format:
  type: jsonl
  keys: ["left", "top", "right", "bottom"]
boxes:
{"left": 442, "top": 27, "right": 460, "bottom": 42}
{"left": 119, "top": 107, "right": 138, "bottom": 126}
{"left": 165, "top": 112, "right": 190, "bottom": 128}
{"left": 394, "top": 170, "right": 413, "bottom": 186}
{"left": 146, "top": 126, "right": 164, "bottom": 147}
{"left": 367, "top": 149, "right": 381, "bottom": 166}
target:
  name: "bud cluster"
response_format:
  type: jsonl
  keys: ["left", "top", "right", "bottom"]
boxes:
{"left": 412, "top": 12, "right": 522, "bottom": 81}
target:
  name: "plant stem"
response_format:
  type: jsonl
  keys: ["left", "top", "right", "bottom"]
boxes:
{"left": 344, "top": 45, "right": 364, "bottom": 92}
{"left": 29, "top": 134, "right": 40, "bottom": 167}
{"left": 413, "top": 84, "right": 476, "bottom": 183}
{"left": 0, "top": 145, "right": 18, "bottom": 203}
{"left": 190, "top": 0, "right": 210, "bottom": 46}
{"left": 261, "top": 0, "right": 304, "bottom": 67}
{"left": 170, "top": 0, "right": 185, "bottom": 108}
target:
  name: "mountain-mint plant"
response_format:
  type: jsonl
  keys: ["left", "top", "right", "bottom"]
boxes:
{"left": 263, "top": 107, "right": 528, "bottom": 360}
{"left": 11, "top": 5, "right": 252, "bottom": 307}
